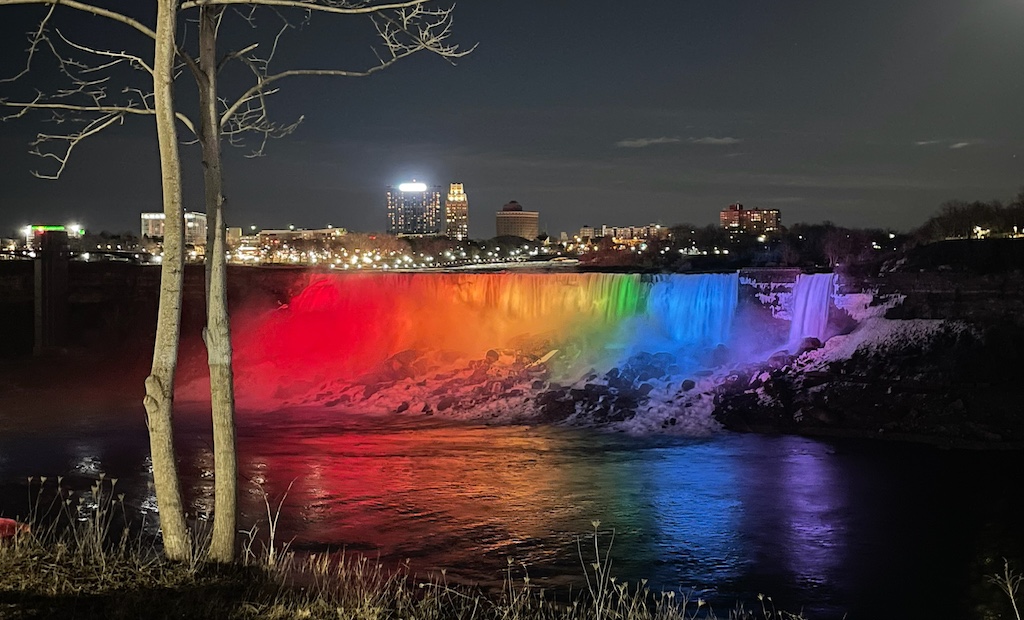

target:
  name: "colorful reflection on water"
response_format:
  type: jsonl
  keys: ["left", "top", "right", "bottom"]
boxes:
{"left": 2, "top": 407, "right": 1021, "bottom": 618}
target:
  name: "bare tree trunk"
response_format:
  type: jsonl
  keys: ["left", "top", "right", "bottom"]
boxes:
{"left": 198, "top": 5, "right": 238, "bottom": 563}
{"left": 143, "top": 0, "right": 190, "bottom": 562}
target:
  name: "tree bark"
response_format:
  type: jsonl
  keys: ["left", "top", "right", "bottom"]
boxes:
{"left": 143, "top": 0, "right": 190, "bottom": 562}
{"left": 198, "top": 4, "right": 238, "bottom": 563}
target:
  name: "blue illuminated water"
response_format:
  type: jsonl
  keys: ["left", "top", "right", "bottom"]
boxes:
{"left": 645, "top": 273, "right": 739, "bottom": 350}
{"left": 0, "top": 409, "right": 1021, "bottom": 619}
{"left": 4, "top": 270, "right": 1018, "bottom": 618}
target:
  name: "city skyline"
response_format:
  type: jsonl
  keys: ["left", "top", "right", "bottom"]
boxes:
{"left": 7, "top": 193, "right": 789, "bottom": 243}
{"left": 2, "top": 0, "right": 1023, "bottom": 238}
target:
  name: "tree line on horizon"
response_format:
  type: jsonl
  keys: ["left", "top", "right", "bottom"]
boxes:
{"left": 913, "top": 188, "right": 1024, "bottom": 243}
{"left": 575, "top": 186, "right": 1024, "bottom": 270}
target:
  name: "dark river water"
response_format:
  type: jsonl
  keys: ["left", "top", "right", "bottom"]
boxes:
{"left": 1, "top": 405, "right": 1021, "bottom": 619}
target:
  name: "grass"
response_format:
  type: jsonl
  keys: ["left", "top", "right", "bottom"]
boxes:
{"left": 2, "top": 478, "right": 1021, "bottom": 620}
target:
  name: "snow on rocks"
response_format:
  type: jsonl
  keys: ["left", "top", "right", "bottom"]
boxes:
{"left": 792, "top": 317, "right": 973, "bottom": 374}
{"left": 258, "top": 346, "right": 726, "bottom": 437}
{"left": 832, "top": 290, "right": 906, "bottom": 322}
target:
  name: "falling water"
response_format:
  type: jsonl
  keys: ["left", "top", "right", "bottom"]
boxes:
{"left": 788, "top": 272, "right": 836, "bottom": 349}
{"left": 644, "top": 273, "right": 740, "bottom": 350}
{"left": 226, "top": 271, "right": 747, "bottom": 402}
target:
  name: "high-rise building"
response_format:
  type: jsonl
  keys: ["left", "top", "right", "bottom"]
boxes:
{"left": 495, "top": 200, "right": 539, "bottom": 240}
{"left": 141, "top": 211, "right": 208, "bottom": 246}
{"left": 386, "top": 182, "right": 442, "bottom": 236}
{"left": 445, "top": 183, "right": 469, "bottom": 240}
{"left": 719, "top": 203, "right": 781, "bottom": 233}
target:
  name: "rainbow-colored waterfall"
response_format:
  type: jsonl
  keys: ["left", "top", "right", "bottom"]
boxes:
{"left": 216, "top": 270, "right": 829, "bottom": 422}
{"left": 235, "top": 272, "right": 739, "bottom": 380}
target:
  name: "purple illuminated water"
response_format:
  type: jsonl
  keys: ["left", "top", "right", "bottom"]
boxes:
{"left": 788, "top": 273, "right": 836, "bottom": 350}
{"left": 0, "top": 407, "right": 1021, "bottom": 619}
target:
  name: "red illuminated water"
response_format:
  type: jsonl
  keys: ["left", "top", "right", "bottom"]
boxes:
{"left": 1, "top": 404, "right": 1021, "bottom": 619}
{"left": 2, "top": 271, "right": 1019, "bottom": 617}
{"left": 179, "top": 272, "right": 742, "bottom": 417}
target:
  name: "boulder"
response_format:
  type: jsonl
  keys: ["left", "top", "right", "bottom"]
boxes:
{"left": 437, "top": 397, "right": 456, "bottom": 411}
{"left": 710, "top": 344, "right": 730, "bottom": 367}
{"left": 796, "top": 337, "right": 823, "bottom": 356}
{"left": 539, "top": 398, "right": 576, "bottom": 422}
{"left": 652, "top": 352, "right": 676, "bottom": 366}
{"left": 390, "top": 348, "right": 420, "bottom": 366}
{"left": 767, "top": 351, "right": 792, "bottom": 370}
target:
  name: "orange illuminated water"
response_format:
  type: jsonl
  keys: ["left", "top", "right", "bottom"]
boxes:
{"left": 208, "top": 272, "right": 739, "bottom": 408}
{"left": 0, "top": 406, "right": 1022, "bottom": 618}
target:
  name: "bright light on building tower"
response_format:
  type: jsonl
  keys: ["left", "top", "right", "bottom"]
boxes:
{"left": 387, "top": 181, "right": 442, "bottom": 237}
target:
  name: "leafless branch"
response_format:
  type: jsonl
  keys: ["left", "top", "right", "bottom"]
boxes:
{"left": 1, "top": 8, "right": 197, "bottom": 177}
{"left": 3, "top": 0, "right": 473, "bottom": 171}
{"left": 0, "top": 0, "right": 156, "bottom": 40}
{"left": 218, "top": 42, "right": 258, "bottom": 72}
{"left": 0, "top": 3, "right": 56, "bottom": 83}
{"left": 210, "top": 1, "right": 471, "bottom": 157}
{"left": 27, "top": 111, "right": 123, "bottom": 179}
{"left": 55, "top": 28, "right": 155, "bottom": 75}
{"left": 180, "top": 0, "right": 432, "bottom": 16}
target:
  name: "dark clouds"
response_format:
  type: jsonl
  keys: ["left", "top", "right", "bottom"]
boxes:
{"left": 1, "top": 0, "right": 1022, "bottom": 238}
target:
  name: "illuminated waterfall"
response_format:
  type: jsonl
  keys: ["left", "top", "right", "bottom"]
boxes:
{"left": 232, "top": 271, "right": 751, "bottom": 390}
{"left": 788, "top": 273, "right": 836, "bottom": 349}
{"left": 646, "top": 273, "right": 739, "bottom": 349}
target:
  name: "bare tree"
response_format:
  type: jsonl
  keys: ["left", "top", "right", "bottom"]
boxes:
{"left": 175, "top": 0, "right": 470, "bottom": 562}
{"left": 4, "top": 0, "right": 470, "bottom": 563}
{"left": 148, "top": 0, "right": 193, "bottom": 562}
{"left": 0, "top": 0, "right": 193, "bottom": 560}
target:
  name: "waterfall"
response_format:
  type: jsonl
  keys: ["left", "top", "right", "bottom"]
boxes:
{"left": 646, "top": 273, "right": 740, "bottom": 350}
{"left": 788, "top": 273, "right": 836, "bottom": 349}
{"left": 242, "top": 271, "right": 744, "bottom": 382}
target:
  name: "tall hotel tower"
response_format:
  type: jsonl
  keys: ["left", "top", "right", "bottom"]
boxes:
{"left": 386, "top": 182, "right": 442, "bottom": 236}
{"left": 445, "top": 183, "right": 469, "bottom": 240}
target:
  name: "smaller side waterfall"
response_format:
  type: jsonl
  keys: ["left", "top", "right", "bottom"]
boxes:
{"left": 788, "top": 273, "right": 836, "bottom": 350}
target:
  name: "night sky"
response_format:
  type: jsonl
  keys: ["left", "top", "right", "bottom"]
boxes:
{"left": 2, "top": 0, "right": 1022, "bottom": 238}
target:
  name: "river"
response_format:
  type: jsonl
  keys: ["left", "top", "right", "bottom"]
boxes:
{"left": 1, "top": 404, "right": 1020, "bottom": 619}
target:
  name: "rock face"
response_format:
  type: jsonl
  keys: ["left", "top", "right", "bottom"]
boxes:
{"left": 711, "top": 319, "right": 1024, "bottom": 446}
